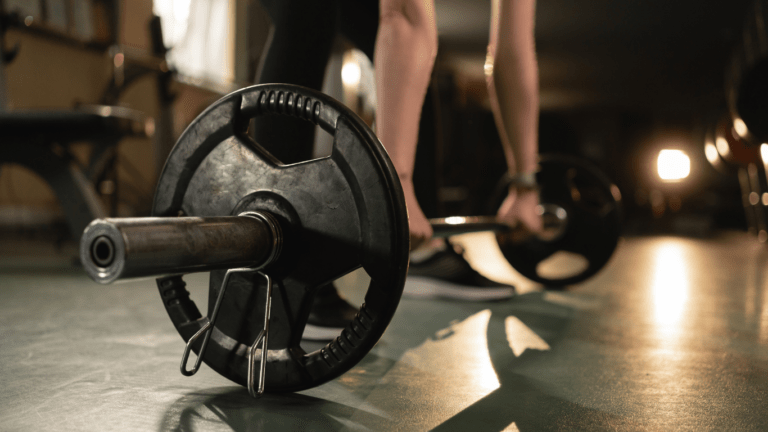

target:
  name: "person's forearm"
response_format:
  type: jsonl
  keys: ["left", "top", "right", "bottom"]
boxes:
{"left": 486, "top": 0, "right": 539, "bottom": 176}
{"left": 374, "top": 0, "right": 438, "bottom": 181}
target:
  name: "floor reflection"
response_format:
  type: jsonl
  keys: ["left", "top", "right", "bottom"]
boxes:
{"left": 431, "top": 293, "right": 636, "bottom": 431}
{"left": 650, "top": 241, "right": 690, "bottom": 337}
{"left": 158, "top": 387, "right": 394, "bottom": 432}
{"left": 752, "top": 247, "right": 768, "bottom": 345}
{"left": 398, "top": 309, "right": 501, "bottom": 394}
{"left": 504, "top": 316, "right": 550, "bottom": 357}
{"left": 761, "top": 286, "right": 768, "bottom": 345}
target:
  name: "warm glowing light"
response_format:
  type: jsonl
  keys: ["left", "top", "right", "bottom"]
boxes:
{"left": 113, "top": 53, "right": 124, "bottom": 68}
{"left": 611, "top": 184, "right": 622, "bottom": 201}
{"left": 652, "top": 242, "right": 689, "bottom": 330}
{"left": 750, "top": 192, "right": 760, "bottom": 206}
{"left": 145, "top": 118, "right": 156, "bottom": 138}
{"left": 716, "top": 137, "right": 730, "bottom": 157}
{"left": 484, "top": 53, "right": 494, "bottom": 77}
{"left": 760, "top": 268, "right": 768, "bottom": 343}
{"left": 341, "top": 61, "right": 361, "bottom": 88}
{"left": 444, "top": 216, "right": 466, "bottom": 225}
{"left": 734, "top": 117, "right": 748, "bottom": 138}
{"left": 705, "top": 141, "right": 719, "bottom": 165}
{"left": 153, "top": 0, "right": 192, "bottom": 47}
{"left": 657, "top": 149, "right": 690, "bottom": 181}
{"left": 761, "top": 144, "right": 768, "bottom": 164}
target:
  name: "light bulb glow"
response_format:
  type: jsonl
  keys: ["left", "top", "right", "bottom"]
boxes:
{"left": 716, "top": 137, "right": 730, "bottom": 157}
{"left": 341, "top": 61, "right": 361, "bottom": 88}
{"left": 734, "top": 118, "right": 748, "bottom": 138}
{"left": 705, "top": 141, "right": 719, "bottom": 165}
{"left": 657, "top": 149, "right": 690, "bottom": 181}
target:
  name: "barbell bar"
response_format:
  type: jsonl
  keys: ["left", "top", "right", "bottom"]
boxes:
{"left": 430, "top": 204, "right": 568, "bottom": 242}
{"left": 80, "top": 212, "right": 282, "bottom": 284}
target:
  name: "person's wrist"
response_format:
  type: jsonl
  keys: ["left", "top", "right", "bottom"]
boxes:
{"left": 504, "top": 171, "right": 538, "bottom": 191}
{"left": 397, "top": 172, "right": 415, "bottom": 187}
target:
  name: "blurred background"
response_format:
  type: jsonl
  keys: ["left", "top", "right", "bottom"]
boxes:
{"left": 0, "top": 0, "right": 765, "bottom": 262}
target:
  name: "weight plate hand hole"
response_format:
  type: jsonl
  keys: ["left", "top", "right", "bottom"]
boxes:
{"left": 246, "top": 115, "right": 334, "bottom": 166}
{"left": 535, "top": 252, "right": 589, "bottom": 282}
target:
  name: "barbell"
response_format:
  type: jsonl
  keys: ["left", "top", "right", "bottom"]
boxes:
{"left": 431, "top": 154, "right": 622, "bottom": 287}
{"left": 80, "top": 84, "right": 621, "bottom": 396}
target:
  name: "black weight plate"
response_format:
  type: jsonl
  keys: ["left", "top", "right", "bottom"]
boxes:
{"left": 152, "top": 84, "right": 409, "bottom": 392}
{"left": 496, "top": 154, "right": 622, "bottom": 287}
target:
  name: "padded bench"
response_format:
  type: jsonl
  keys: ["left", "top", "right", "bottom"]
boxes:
{"left": 0, "top": 106, "right": 152, "bottom": 237}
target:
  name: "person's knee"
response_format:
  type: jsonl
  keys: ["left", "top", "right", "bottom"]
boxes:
{"left": 379, "top": 0, "right": 438, "bottom": 53}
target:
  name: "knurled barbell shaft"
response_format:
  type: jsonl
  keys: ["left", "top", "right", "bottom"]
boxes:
{"left": 80, "top": 213, "right": 281, "bottom": 284}
{"left": 430, "top": 216, "right": 509, "bottom": 238}
{"left": 430, "top": 204, "right": 568, "bottom": 241}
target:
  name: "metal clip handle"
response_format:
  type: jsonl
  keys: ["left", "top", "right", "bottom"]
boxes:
{"left": 247, "top": 273, "right": 273, "bottom": 398}
{"left": 179, "top": 267, "right": 259, "bottom": 376}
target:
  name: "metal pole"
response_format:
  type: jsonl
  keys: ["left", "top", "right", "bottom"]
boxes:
{"left": 430, "top": 216, "right": 510, "bottom": 238}
{"left": 80, "top": 212, "right": 282, "bottom": 284}
{"left": 429, "top": 204, "right": 568, "bottom": 242}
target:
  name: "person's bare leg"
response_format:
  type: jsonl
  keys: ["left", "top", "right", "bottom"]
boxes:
{"left": 375, "top": 0, "right": 438, "bottom": 249}
{"left": 486, "top": 0, "right": 542, "bottom": 232}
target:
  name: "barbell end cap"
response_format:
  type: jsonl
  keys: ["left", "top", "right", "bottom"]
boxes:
{"left": 80, "top": 219, "right": 127, "bottom": 285}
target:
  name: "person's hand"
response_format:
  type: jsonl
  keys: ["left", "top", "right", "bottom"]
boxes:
{"left": 401, "top": 179, "right": 433, "bottom": 250}
{"left": 496, "top": 188, "right": 543, "bottom": 241}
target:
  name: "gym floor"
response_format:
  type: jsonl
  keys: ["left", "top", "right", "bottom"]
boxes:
{"left": 1, "top": 231, "right": 767, "bottom": 431}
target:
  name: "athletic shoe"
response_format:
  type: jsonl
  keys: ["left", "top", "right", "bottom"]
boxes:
{"left": 302, "top": 283, "right": 359, "bottom": 341}
{"left": 404, "top": 240, "right": 515, "bottom": 301}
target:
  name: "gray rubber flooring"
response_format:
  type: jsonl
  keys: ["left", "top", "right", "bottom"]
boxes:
{"left": 1, "top": 232, "right": 767, "bottom": 431}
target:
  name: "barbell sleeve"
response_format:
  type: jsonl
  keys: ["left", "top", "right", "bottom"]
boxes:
{"left": 80, "top": 212, "right": 282, "bottom": 284}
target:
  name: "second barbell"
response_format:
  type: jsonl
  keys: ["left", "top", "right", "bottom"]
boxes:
{"left": 429, "top": 154, "right": 622, "bottom": 288}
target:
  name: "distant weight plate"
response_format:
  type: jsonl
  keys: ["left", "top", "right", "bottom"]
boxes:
{"left": 496, "top": 154, "right": 622, "bottom": 287}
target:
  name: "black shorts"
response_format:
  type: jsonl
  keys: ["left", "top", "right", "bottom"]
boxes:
{"left": 254, "top": 0, "right": 379, "bottom": 162}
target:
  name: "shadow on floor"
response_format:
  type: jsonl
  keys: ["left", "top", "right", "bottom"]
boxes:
{"left": 157, "top": 291, "right": 634, "bottom": 431}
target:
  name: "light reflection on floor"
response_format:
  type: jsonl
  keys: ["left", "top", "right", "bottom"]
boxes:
{"left": 504, "top": 316, "right": 551, "bottom": 357}
{"left": 399, "top": 309, "right": 501, "bottom": 394}
{"left": 350, "top": 310, "right": 504, "bottom": 430}
{"left": 753, "top": 248, "right": 768, "bottom": 345}
{"left": 651, "top": 241, "right": 690, "bottom": 336}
